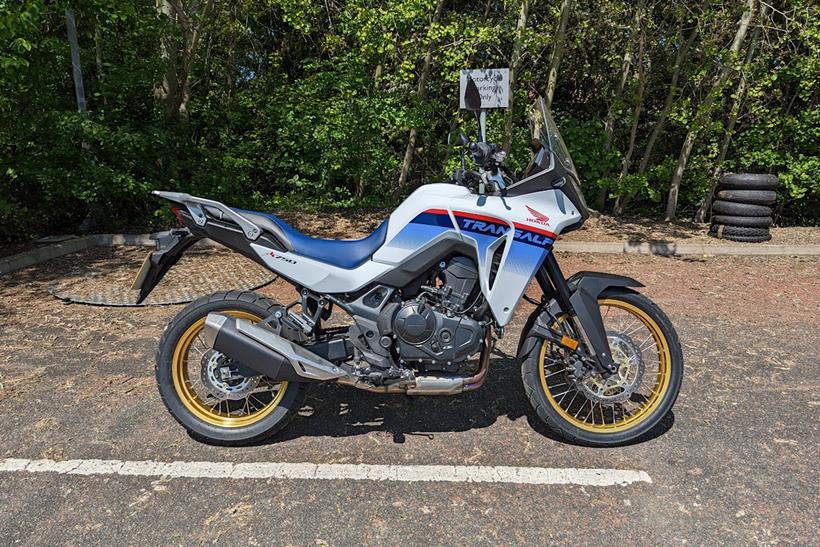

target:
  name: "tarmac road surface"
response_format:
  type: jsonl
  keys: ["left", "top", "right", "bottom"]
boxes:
{"left": 0, "top": 251, "right": 817, "bottom": 545}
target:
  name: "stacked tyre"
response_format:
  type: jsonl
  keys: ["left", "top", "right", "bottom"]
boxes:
{"left": 709, "top": 173, "right": 778, "bottom": 243}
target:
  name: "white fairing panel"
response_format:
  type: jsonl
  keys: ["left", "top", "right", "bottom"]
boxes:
{"left": 252, "top": 183, "right": 581, "bottom": 326}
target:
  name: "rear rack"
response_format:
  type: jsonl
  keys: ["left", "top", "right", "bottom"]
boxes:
{"left": 152, "top": 191, "right": 261, "bottom": 240}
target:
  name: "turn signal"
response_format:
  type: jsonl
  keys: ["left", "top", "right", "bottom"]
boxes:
{"left": 560, "top": 335, "right": 579, "bottom": 350}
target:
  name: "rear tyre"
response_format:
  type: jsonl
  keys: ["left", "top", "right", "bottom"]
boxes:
{"left": 155, "top": 291, "right": 309, "bottom": 445}
{"left": 521, "top": 290, "right": 683, "bottom": 447}
{"left": 718, "top": 173, "right": 778, "bottom": 190}
{"left": 715, "top": 189, "right": 777, "bottom": 205}
{"left": 711, "top": 215, "right": 772, "bottom": 228}
{"left": 711, "top": 200, "right": 772, "bottom": 217}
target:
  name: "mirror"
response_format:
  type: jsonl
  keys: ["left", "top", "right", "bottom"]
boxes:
{"left": 463, "top": 77, "right": 482, "bottom": 111}
{"left": 447, "top": 122, "right": 470, "bottom": 147}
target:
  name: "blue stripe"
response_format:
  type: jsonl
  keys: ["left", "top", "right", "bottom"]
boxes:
{"left": 410, "top": 212, "right": 454, "bottom": 228}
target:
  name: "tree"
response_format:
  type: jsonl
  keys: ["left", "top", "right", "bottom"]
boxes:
{"left": 544, "top": 0, "right": 572, "bottom": 110}
{"left": 394, "top": 0, "right": 445, "bottom": 199}
{"left": 636, "top": 25, "right": 696, "bottom": 174}
{"left": 503, "top": 0, "right": 529, "bottom": 153}
{"left": 664, "top": 0, "right": 756, "bottom": 221}
{"left": 612, "top": 6, "right": 648, "bottom": 215}
{"left": 694, "top": 6, "right": 766, "bottom": 222}
{"left": 155, "top": 0, "right": 216, "bottom": 120}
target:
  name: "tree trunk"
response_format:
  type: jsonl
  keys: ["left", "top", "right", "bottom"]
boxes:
{"left": 155, "top": 0, "right": 216, "bottom": 121}
{"left": 503, "top": 0, "right": 530, "bottom": 153}
{"left": 596, "top": 0, "right": 646, "bottom": 209}
{"left": 394, "top": 0, "right": 445, "bottom": 199}
{"left": 544, "top": 0, "right": 572, "bottom": 110}
{"left": 613, "top": 20, "right": 647, "bottom": 215}
{"left": 695, "top": 7, "right": 765, "bottom": 222}
{"left": 665, "top": 0, "right": 756, "bottom": 221}
{"left": 94, "top": 21, "right": 103, "bottom": 81}
{"left": 637, "top": 27, "right": 696, "bottom": 174}
{"left": 155, "top": 0, "right": 179, "bottom": 116}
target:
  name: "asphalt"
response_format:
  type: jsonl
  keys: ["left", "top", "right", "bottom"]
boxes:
{"left": 0, "top": 255, "right": 818, "bottom": 545}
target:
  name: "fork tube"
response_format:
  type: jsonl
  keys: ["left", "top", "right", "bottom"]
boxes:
{"left": 541, "top": 252, "right": 574, "bottom": 314}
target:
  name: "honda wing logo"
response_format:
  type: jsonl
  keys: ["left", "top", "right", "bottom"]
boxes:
{"left": 525, "top": 205, "right": 551, "bottom": 226}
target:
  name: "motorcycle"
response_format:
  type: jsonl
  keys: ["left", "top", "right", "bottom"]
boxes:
{"left": 136, "top": 79, "right": 682, "bottom": 447}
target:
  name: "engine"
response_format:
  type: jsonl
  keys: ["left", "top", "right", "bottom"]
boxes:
{"left": 388, "top": 257, "right": 485, "bottom": 372}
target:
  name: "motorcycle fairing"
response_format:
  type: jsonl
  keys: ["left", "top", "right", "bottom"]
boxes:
{"left": 250, "top": 183, "right": 582, "bottom": 326}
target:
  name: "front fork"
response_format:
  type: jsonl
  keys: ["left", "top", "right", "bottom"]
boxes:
{"left": 535, "top": 253, "right": 618, "bottom": 377}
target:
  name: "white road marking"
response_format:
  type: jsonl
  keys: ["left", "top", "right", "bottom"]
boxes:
{"left": 0, "top": 458, "right": 651, "bottom": 487}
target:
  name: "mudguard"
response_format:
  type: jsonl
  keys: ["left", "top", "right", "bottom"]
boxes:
{"left": 132, "top": 229, "right": 202, "bottom": 304}
{"left": 516, "top": 271, "right": 644, "bottom": 360}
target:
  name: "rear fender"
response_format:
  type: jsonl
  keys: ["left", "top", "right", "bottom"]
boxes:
{"left": 132, "top": 229, "right": 202, "bottom": 304}
{"left": 516, "top": 271, "right": 643, "bottom": 359}
{"left": 136, "top": 191, "right": 291, "bottom": 303}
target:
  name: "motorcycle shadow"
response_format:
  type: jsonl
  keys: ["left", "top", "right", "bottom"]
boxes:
{"left": 265, "top": 352, "right": 675, "bottom": 447}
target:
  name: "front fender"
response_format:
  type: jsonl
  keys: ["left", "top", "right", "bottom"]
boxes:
{"left": 516, "top": 271, "right": 643, "bottom": 359}
{"left": 565, "top": 271, "right": 643, "bottom": 296}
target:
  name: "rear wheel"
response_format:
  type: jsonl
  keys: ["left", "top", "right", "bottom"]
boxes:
{"left": 521, "top": 290, "right": 683, "bottom": 446}
{"left": 155, "top": 291, "right": 308, "bottom": 445}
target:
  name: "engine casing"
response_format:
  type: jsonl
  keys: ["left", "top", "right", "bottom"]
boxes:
{"left": 390, "top": 256, "right": 484, "bottom": 370}
{"left": 392, "top": 301, "right": 484, "bottom": 367}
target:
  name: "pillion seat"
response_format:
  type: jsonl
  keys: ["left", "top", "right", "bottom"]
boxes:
{"left": 235, "top": 209, "right": 389, "bottom": 269}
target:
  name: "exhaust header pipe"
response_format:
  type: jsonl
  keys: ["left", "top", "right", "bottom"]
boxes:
{"left": 203, "top": 314, "right": 346, "bottom": 382}
{"left": 337, "top": 327, "right": 492, "bottom": 395}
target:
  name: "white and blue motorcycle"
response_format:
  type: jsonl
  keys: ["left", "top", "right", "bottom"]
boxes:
{"left": 137, "top": 80, "right": 682, "bottom": 446}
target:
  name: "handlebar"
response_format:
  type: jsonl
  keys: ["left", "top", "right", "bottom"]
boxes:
{"left": 451, "top": 138, "right": 513, "bottom": 192}
{"left": 468, "top": 142, "right": 499, "bottom": 168}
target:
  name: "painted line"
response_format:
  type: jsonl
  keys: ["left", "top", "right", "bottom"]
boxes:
{"left": 0, "top": 458, "right": 650, "bottom": 487}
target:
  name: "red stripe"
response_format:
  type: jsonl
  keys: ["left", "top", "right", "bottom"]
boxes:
{"left": 513, "top": 222, "right": 558, "bottom": 239}
{"left": 424, "top": 208, "right": 449, "bottom": 215}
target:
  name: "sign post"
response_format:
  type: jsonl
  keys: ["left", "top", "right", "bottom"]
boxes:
{"left": 459, "top": 68, "right": 509, "bottom": 141}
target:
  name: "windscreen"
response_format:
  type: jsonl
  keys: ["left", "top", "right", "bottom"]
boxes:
{"left": 536, "top": 99, "right": 588, "bottom": 214}
{"left": 537, "top": 99, "right": 578, "bottom": 181}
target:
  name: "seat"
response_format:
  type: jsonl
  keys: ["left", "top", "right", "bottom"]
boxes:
{"left": 235, "top": 209, "right": 389, "bottom": 269}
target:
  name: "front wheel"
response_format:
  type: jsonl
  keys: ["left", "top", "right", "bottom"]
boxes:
{"left": 521, "top": 289, "right": 683, "bottom": 446}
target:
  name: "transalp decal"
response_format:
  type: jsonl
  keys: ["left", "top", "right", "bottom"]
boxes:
{"left": 429, "top": 210, "right": 557, "bottom": 250}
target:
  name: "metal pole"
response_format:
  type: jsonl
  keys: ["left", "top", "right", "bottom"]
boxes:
{"left": 65, "top": 9, "right": 87, "bottom": 115}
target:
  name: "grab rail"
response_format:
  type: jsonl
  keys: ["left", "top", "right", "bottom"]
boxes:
{"left": 152, "top": 191, "right": 261, "bottom": 240}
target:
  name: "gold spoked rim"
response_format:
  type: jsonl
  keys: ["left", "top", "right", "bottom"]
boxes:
{"left": 172, "top": 310, "right": 288, "bottom": 428}
{"left": 538, "top": 298, "right": 672, "bottom": 433}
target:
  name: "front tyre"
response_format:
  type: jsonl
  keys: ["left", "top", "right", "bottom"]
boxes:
{"left": 521, "top": 290, "right": 683, "bottom": 446}
{"left": 155, "top": 291, "right": 308, "bottom": 445}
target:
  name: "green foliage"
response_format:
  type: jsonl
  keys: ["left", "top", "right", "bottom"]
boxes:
{"left": 0, "top": 0, "right": 818, "bottom": 242}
